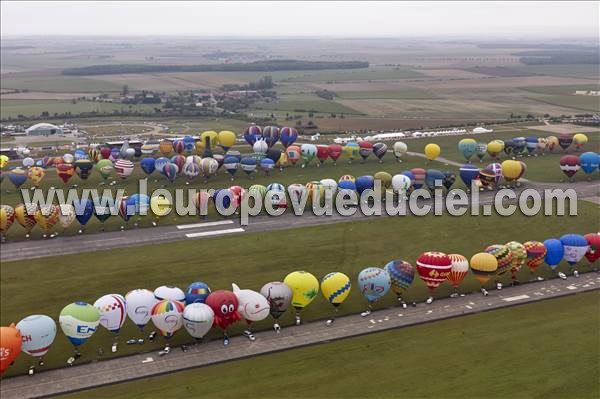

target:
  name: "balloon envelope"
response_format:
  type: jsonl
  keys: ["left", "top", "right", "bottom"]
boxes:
{"left": 125, "top": 289, "right": 157, "bottom": 329}
{"left": 59, "top": 302, "right": 100, "bottom": 346}
{"left": 357, "top": 267, "right": 391, "bottom": 302}
{"left": 283, "top": 271, "right": 319, "bottom": 309}
{"left": 185, "top": 282, "right": 211, "bottom": 304}
{"left": 16, "top": 315, "right": 56, "bottom": 358}
{"left": 183, "top": 303, "right": 214, "bottom": 339}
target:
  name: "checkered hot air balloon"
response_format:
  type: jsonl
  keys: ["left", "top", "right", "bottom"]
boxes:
{"left": 94, "top": 294, "right": 127, "bottom": 334}
{"left": 0, "top": 205, "right": 15, "bottom": 236}
{"left": 505, "top": 241, "right": 527, "bottom": 281}
{"left": 416, "top": 252, "right": 452, "bottom": 294}
{"left": 485, "top": 244, "right": 513, "bottom": 277}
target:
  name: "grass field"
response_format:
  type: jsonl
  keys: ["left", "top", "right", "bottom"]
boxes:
{"left": 250, "top": 99, "right": 362, "bottom": 115}
{"left": 512, "top": 64, "right": 600, "bottom": 80}
{"left": 526, "top": 95, "right": 600, "bottom": 112}
{"left": 335, "top": 89, "right": 439, "bottom": 100}
{"left": 1, "top": 200, "right": 597, "bottom": 376}
{"left": 518, "top": 84, "right": 600, "bottom": 95}
{"left": 62, "top": 291, "right": 600, "bottom": 399}
{"left": 1, "top": 99, "right": 160, "bottom": 119}
{"left": 0, "top": 75, "right": 123, "bottom": 93}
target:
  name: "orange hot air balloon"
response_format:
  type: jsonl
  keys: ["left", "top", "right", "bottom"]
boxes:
{"left": 1, "top": 323, "right": 22, "bottom": 375}
{"left": 447, "top": 254, "right": 469, "bottom": 291}
{"left": 159, "top": 139, "right": 172, "bottom": 156}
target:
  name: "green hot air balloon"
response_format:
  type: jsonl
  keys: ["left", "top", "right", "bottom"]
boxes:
{"left": 96, "top": 159, "right": 113, "bottom": 182}
{"left": 59, "top": 302, "right": 100, "bottom": 362}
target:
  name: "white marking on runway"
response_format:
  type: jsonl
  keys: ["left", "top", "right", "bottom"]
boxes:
{"left": 177, "top": 221, "right": 234, "bottom": 230}
{"left": 185, "top": 228, "right": 245, "bottom": 238}
{"left": 141, "top": 357, "right": 154, "bottom": 363}
{"left": 502, "top": 294, "right": 530, "bottom": 302}
{"left": 566, "top": 285, "right": 577, "bottom": 290}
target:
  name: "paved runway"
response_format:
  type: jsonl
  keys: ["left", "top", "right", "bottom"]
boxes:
{"left": 1, "top": 180, "right": 598, "bottom": 262}
{"left": 1, "top": 273, "right": 597, "bottom": 399}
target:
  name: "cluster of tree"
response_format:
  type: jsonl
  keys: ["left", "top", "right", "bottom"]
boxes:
{"left": 62, "top": 60, "right": 370, "bottom": 76}
{"left": 121, "top": 91, "right": 163, "bottom": 104}
{"left": 315, "top": 89, "right": 336, "bottom": 100}
{"left": 220, "top": 76, "right": 275, "bottom": 92}
{"left": 513, "top": 49, "right": 599, "bottom": 65}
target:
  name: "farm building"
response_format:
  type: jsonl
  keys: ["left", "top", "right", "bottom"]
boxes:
{"left": 25, "top": 123, "right": 63, "bottom": 136}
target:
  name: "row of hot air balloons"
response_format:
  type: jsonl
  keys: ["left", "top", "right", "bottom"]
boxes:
{"left": 2, "top": 231, "right": 597, "bottom": 375}
{"left": 457, "top": 133, "right": 589, "bottom": 163}
{"left": 559, "top": 152, "right": 599, "bottom": 180}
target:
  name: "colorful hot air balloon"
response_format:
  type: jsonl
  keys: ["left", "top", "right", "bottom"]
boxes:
{"left": 125, "top": 289, "right": 157, "bottom": 331}
{"left": 280, "top": 127, "right": 298, "bottom": 149}
{"left": 546, "top": 136, "right": 559, "bottom": 152}
{"left": 344, "top": 142, "right": 360, "bottom": 163}
{"left": 559, "top": 155, "right": 580, "bottom": 180}
{"left": 14, "top": 203, "right": 37, "bottom": 237}
{"left": 357, "top": 267, "right": 391, "bottom": 315}
{"left": 458, "top": 138, "right": 477, "bottom": 162}
{"left": 560, "top": 234, "right": 589, "bottom": 276}
{"left": 358, "top": 141, "right": 373, "bottom": 162}
{"left": 183, "top": 303, "right": 214, "bottom": 340}
{"left": 0, "top": 324, "right": 21, "bottom": 375}
{"left": 205, "top": 290, "right": 241, "bottom": 345}
{"left": 478, "top": 168, "right": 496, "bottom": 189}
{"left": 185, "top": 282, "right": 211, "bottom": 305}
{"left": 572, "top": 133, "right": 588, "bottom": 151}
{"left": 328, "top": 144, "right": 343, "bottom": 164}
{"left": 525, "top": 136, "right": 538, "bottom": 155}
{"left": 416, "top": 252, "right": 452, "bottom": 302}
{"left": 244, "top": 125, "right": 262, "bottom": 146}
{"left": 200, "top": 158, "right": 219, "bottom": 180}
{"left": 16, "top": 315, "right": 56, "bottom": 367}
{"left": 410, "top": 168, "right": 426, "bottom": 190}
{"left": 150, "top": 300, "right": 184, "bottom": 340}
{"left": 320, "top": 272, "right": 351, "bottom": 324}
{"left": 475, "top": 142, "right": 487, "bottom": 161}
{"left": 558, "top": 133, "right": 573, "bottom": 151}
{"left": 442, "top": 171, "right": 456, "bottom": 191}
{"left": 424, "top": 143, "right": 441, "bottom": 162}
{"left": 523, "top": 241, "right": 547, "bottom": 278}
{"left": 57, "top": 204, "right": 75, "bottom": 231}
{"left": 300, "top": 144, "right": 317, "bottom": 167}
{"left": 114, "top": 159, "right": 134, "bottom": 179}
{"left": 74, "top": 159, "right": 93, "bottom": 180}
{"left": 170, "top": 154, "right": 186, "bottom": 174}
{"left": 95, "top": 159, "right": 113, "bottom": 182}
{"left": 260, "top": 282, "right": 292, "bottom": 332}
{"left": 584, "top": 233, "right": 600, "bottom": 264}
{"left": 35, "top": 204, "right": 59, "bottom": 236}
{"left": 59, "top": 302, "right": 100, "bottom": 357}
{"left": 94, "top": 294, "right": 127, "bottom": 351}
{"left": 372, "top": 142, "right": 388, "bottom": 163}
{"left": 262, "top": 126, "right": 280, "bottom": 148}
{"left": 26, "top": 166, "right": 45, "bottom": 187}
{"left": 0, "top": 154, "right": 9, "bottom": 169}
{"left": 159, "top": 140, "right": 172, "bottom": 156}
{"left": 447, "top": 254, "right": 469, "bottom": 294}
{"left": 8, "top": 168, "right": 28, "bottom": 189}
{"left": 459, "top": 164, "right": 480, "bottom": 189}
{"left": 162, "top": 162, "right": 179, "bottom": 183}
{"left": 485, "top": 244, "right": 513, "bottom": 288}
{"left": 0, "top": 205, "right": 15, "bottom": 237}
{"left": 392, "top": 174, "right": 412, "bottom": 197}
{"left": 56, "top": 163, "right": 75, "bottom": 185}
{"left": 316, "top": 145, "right": 331, "bottom": 166}
{"left": 283, "top": 271, "right": 319, "bottom": 325}
{"left": 425, "top": 169, "right": 444, "bottom": 192}
{"left": 505, "top": 241, "right": 527, "bottom": 283}
{"left": 470, "top": 253, "right": 498, "bottom": 295}
{"left": 286, "top": 145, "right": 301, "bottom": 166}
{"left": 544, "top": 238, "right": 565, "bottom": 275}
{"left": 384, "top": 260, "right": 414, "bottom": 306}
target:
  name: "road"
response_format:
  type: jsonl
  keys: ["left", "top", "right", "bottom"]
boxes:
{"left": 1, "top": 180, "right": 598, "bottom": 262}
{"left": 1, "top": 273, "right": 597, "bottom": 399}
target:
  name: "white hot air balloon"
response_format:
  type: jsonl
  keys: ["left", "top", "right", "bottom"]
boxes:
{"left": 392, "top": 174, "right": 412, "bottom": 197}
{"left": 58, "top": 204, "right": 76, "bottom": 230}
{"left": 260, "top": 281, "right": 292, "bottom": 332}
{"left": 393, "top": 141, "right": 408, "bottom": 161}
{"left": 150, "top": 300, "right": 184, "bottom": 345}
{"left": 154, "top": 286, "right": 185, "bottom": 302}
{"left": 93, "top": 294, "right": 127, "bottom": 333}
{"left": 16, "top": 314, "right": 57, "bottom": 369}
{"left": 125, "top": 289, "right": 157, "bottom": 330}
{"left": 232, "top": 283, "right": 270, "bottom": 341}
{"left": 183, "top": 303, "right": 214, "bottom": 339}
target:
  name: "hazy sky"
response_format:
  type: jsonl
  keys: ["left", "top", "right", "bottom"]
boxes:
{"left": 1, "top": 1, "right": 598, "bottom": 38}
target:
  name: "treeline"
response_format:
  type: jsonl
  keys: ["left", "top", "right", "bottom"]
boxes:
{"left": 513, "top": 50, "right": 599, "bottom": 65}
{"left": 62, "top": 60, "right": 370, "bottom": 76}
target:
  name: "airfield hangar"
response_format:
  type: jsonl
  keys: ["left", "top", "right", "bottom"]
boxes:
{"left": 25, "top": 122, "right": 63, "bottom": 136}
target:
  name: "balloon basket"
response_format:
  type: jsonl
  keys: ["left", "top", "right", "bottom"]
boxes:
{"left": 28, "top": 366, "right": 35, "bottom": 376}
{"left": 425, "top": 296, "right": 434, "bottom": 304}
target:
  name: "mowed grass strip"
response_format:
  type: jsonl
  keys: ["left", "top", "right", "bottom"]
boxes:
{"left": 1, "top": 201, "right": 597, "bottom": 375}
{"left": 62, "top": 291, "right": 600, "bottom": 399}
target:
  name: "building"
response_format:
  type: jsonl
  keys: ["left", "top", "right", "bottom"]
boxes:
{"left": 25, "top": 123, "right": 63, "bottom": 136}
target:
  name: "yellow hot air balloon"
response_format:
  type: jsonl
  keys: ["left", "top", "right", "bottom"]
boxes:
{"left": 34, "top": 204, "right": 59, "bottom": 235}
{"left": 374, "top": 171, "right": 392, "bottom": 198}
{"left": 201, "top": 130, "right": 219, "bottom": 147}
{"left": 217, "top": 130, "right": 236, "bottom": 150}
{"left": 276, "top": 152, "right": 289, "bottom": 169}
{"left": 321, "top": 272, "right": 351, "bottom": 306}
{"left": 487, "top": 140, "right": 504, "bottom": 158}
{"left": 27, "top": 166, "right": 46, "bottom": 187}
{"left": 501, "top": 160, "right": 522, "bottom": 183}
{"left": 0, "top": 205, "right": 15, "bottom": 235}
{"left": 195, "top": 140, "right": 205, "bottom": 153}
{"left": 424, "top": 143, "right": 441, "bottom": 161}
{"left": 14, "top": 203, "right": 38, "bottom": 237}
{"left": 150, "top": 195, "right": 172, "bottom": 225}
{"left": 159, "top": 140, "right": 172, "bottom": 156}
{"left": 0, "top": 155, "right": 9, "bottom": 169}
{"left": 470, "top": 252, "right": 498, "bottom": 286}
{"left": 573, "top": 133, "right": 588, "bottom": 150}
{"left": 284, "top": 271, "right": 319, "bottom": 324}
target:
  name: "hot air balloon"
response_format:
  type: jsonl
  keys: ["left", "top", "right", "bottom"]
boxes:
{"left": 183, "top": 282, "right": 211, "bottom": 305}
{"left": 558, "top": 133, "right": 573, "bottom": 151}
{"left": 279, "top": 127, "right": 298, "bottom": 148}
{"left": 153, "top": 285, "right": 185, "bottom": 302}
{"left": 485, "top": 244, "right": 513, "bottom": 289}
{"left": 252, "top": 140, "right": 268, "bottom": 161}
{"left": 328, "top": 144, "right": 343, "bottom": 164}
{"left": 442, "top": 171, "right": 456, "bottom": 192}
{"left": 261, "top": 126, "right": 280, "bottom": 148}
{"left": 505, "top": 241, "right": 527, "bottom": 284}
{"left": 572, "top": 133, "right": 588, "bottom": 151}
{"left": 523, "top": 241, "right": 547, "bottom": 280}
{"left": 544, "top": 238, "right": 565, "bottom": 278}
{"left": 55, "top": 163, "right": 74, "bottom": 185}
{"left": 35, "top": 204, "right": 59, "bottom": 237}
{"left": 172, "top": 140, "right": 185, "bottom": 155}
{"left": 584, "top": 233, "right": 600, "bottom": 264}
{"left": 26, "top": 166, "right": 45, "bottom": 187}
{"left": 458, "top": 138, "right": 477, "bottom": 162}
{"left": 151, "top": 300, "right": 184, "bottom": 351}
{"left": 358, "top": 267, "right": 391, "bottom": 316}
{"left": 8, "top": 168, "right": 28, "bottom": 189}
{"left": 73, "top": 198, "right": 93, "bottom": 233}
{"left": 501, "top": 160, "right": 522, "bottom": 187}
{"left": 14, "top": 203, "right": 37, "bottom": 238}
{"left": 170, "top": 154, "right": 186, "bottom": 174}
{"left": 0, "top": 324, "right": 21, "bottom": 375}
{"left": 222, "top": 156, "right": 239, "bottom": 181}
{"left": 285, "top": 145, "right": 301, "bottom": 166}
{"left": 59, "top": 302, "right": 100, "bottom": 361}
{"left": 459, "top": 164, "right": 480, "bottom": 189}
{"left": 99, "top": 146, "right": 111, "bottom": 160}
{"left": 344, "top": 142, "right": 359, "bottom": 163}
{"left": 485, "top": 140, "right": 503, "bottom": 159}
{"left": 205, "top": 290, "right": 241, "bottom": 345}
{"left": 559, "top": 155, "right": 580, "bottom": 180}
{"left": 410, "top": 168, "right": 426, "bottom": 190}
{"left": 475, "top": 142, "right": 487, "bottom": 162}
{"left": 16, "top": 315, "right": 56, "bottom": 373}
{"left": 355, "top": 175, "right": 374, "bottom": 196}
{"left": 560, "top": 234, "right": 589, "bottom": 276}
{"left": 513, "top": 137, "right": 526, "bottom": 156}
{"left": 237, "top": 157, "right": 256, "bottom": 179}
{"left": 200, "top": 158, "right": 219, "bottom": 181}
{"left": 425, "top": 169, "right": 444, "bottom": 192}
{"left": 393, "top": 142, "right": 408, "bottom": 162}
{"left": 316, "top": 145, "right": 331, "bottom": 166}
{"left": 74, "top": 159, "right": 93, "bottom": 180}
{"left": 260, "top": 282, "right": 292, "bottom": 333}
{"left": 391, "top": 174, "right": 412, "bottom": 198}
{"left": 0, "top": 155, "right": 9, "bottom": 169}
{"left": 149, "top": 195, "right": 171, "bottom": 226}
{"left": 372, "top": 142, "right": 388, "bottom": 163}
{"left": 232, "top": 283, "right": 270, "bottom": 340}
{"left": 0, "top": 205, "right": 15, "bottom": 238}
{"left": 446, "top": 254, "right": 469, "bottom": 296}
{"left": 94, "top": 294, "right": 127, "bottom": 352}
{"left": 124, "top": 289, "right": 157, "bottom": 333}
{"left": 525, "top": 136, "right": 538, "bottom": 155}
{"left": 183, "top": 303, "right": 214, "bottom": 340}
{"left": 478, "top": 168, "right": 496, "bottom": 190}
{"left": 139, "top": 158, "right": 156, "bottom": 176}
{"left": 416, "top": 252, "right": 452, "bottom": 303}
{"left": 283, "top": 271, "right": 319, "bottom": 325}
{"left": 260, "top": 158, "right": 275, "bottom": 175}
{"left": 182, "top": 135, "right": 196, "bottom": 154}
{"left": 358, "top": 141, "right": 373, "bottom": 162}
{"left": 244, "top": 125, "right": 262, "bottom": 146}
{"left": 216, "top": 130, "right": 236, "bottom": 152}
{"left": 546, "top": 136, "right": 559, "bottom": 152}
{"left": 579, "top": 152, "right": 599, "bottom": 176}
{"left": 384, "top": 260, "right": 414, "bottom": 307}
{"left": 320, "top": 272, "right": 351, "bottom": 324}
{"left": 114, "top": 159, "right": 134, "bottom": 179}
{"left": 424, "top": 143, "right": 441, "bottom": 162}
{"left": 57, "top": 204, "right": 75, "bottom": 232}
{"left": 300, "top": 143, "right": 317, "bottom": 167}
{"left": 160, "top": 162, "right": 177, "bottom": 183}
{"left": 158, "top": 140, "right": 172, "bottom": 156}
{"left": 470, "top": 253, "right": 497, "bottom": 295}
{"left": 22, "top": 157, "right": 35, "bottom": 168}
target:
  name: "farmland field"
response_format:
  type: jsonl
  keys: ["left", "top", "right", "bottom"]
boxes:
{"left": 62, "top": 291, "right": 600, "bottom": 399}
{"left": 250, "top": 99, "right": 362, "bottom": 114}
{"left": 526, "top": 94, "right": 600, "bottom": 112}
{"left": 1, "top": 99, "right": 159, "bottom": 118}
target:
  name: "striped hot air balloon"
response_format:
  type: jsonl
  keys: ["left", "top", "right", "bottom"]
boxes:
{"left": 384, "top": 260, "right": 414, "bottom": 305}
{"left": 446, "top": 254, "right": 469, "bottom": 292}
{"left": 114, "top": 159, "right": 134, "bottom": 179}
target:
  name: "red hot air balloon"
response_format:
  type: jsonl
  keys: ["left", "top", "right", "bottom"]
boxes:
{"left": 205, "top": 290, "right": 241, "bottom": 345}
{"left": 100, "top": 146, "right": 111, "bottom": 160}
{"left": 56, "top": 163, "right": 75, "bottom": 185}
{"left": 316, "top": 145, "right": 331, "bottom": 166}
{"left": 584, "top": 233, "right": 600, "bottom": 264}
{"left": 559, "top": 155, "right": 580, "bottom": 179}
{"left": 416, "top": 252, "right": 452, "bottom": 303}
{"left": 410, "top": 168, "right": 426, "bottom": 190}
{"left": 358, "top": 141, "right": 373, "bottom": 162}
{"left": 328, "top": 144, "right": 343, "bottom": 164}
{"left": 558, "top": 133, "right": 573, "bottom": 151}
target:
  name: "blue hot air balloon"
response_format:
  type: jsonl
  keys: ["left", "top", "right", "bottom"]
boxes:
{"left": 579, "top": 152, "right": 599, "bottom": 175}
{"left": 525, "top": 136, "right": 538, "bottom": 154}
{"left": 73, "top": 198, "right": 94, "bottom": 227}
{"left": 280, "top": 127, "right": 298, "bottom": 148}
{"left": 459, "top": 164, "right": 480, "bottom": 188}
{"left": 458, "top": 140, "right": 477, "bottom": 162}
{"left": 355, "top": 175, "right": 374, "bottom": 195}
{"left": 338, "top": 180, "right": 356, "bottom": 191}
{"left": 213, "top": 189, "right": 232, "bottom": 211}
{"left": 384, "top": 260, "right": 414, "bottom": 298}
{"left": 400, "top": 170, "right": 415, "bottom": 188}
{"left": 262, "top": 126, "right": 280, "bottom": 148}
{"left": 442, "top": 171, "right": 456, "bottom": 190}
{"left": 110, "top": 148, "right": 120, "bottom": 160}
{"left": 154, "top": 157, "right": 169, "bottom": 174}
{"left": 140, "top": 158, "right": 156, "bottom": 176}
{"left": 243, "top": 125, "right": 262, "bottom": 146}
{"left": 543, "top": 239, "right": 564, "bottom": 270}
{"left": 8, "top": 168, "right": 28, "bottom": 189}
{"left": 74, "top": 149, "right": 87, "bottom": 161}
{"left": 128, "top": 194, "right": 150, "bottom": 215}
{"left": 425, "top": 169, "right": 445, "bottom": 191}
{"left": 357, "top": 267, "right": 391, "bottom": 303}
{"left": 185, "top": 282, "right": 211, "bottom": 304}
{"left": 182, "top": 136, "right": 195, "bottom": 153}
{"left": 223, "top": 156, "right": 239, "bottom": 179}
{"left": 225, "top": 150, "right": 242, "bottom": 162}
{"left": 513, "top": 137, "right": 526, "bottom": 155}
{"left": 240, "top": 157, "right": 257, "bottom": 177}
{"left": 260, "top": 158, "right": 275, "bottom": 175}
{"left": 560, "top": 234, "right": 589, "bottom": 266}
